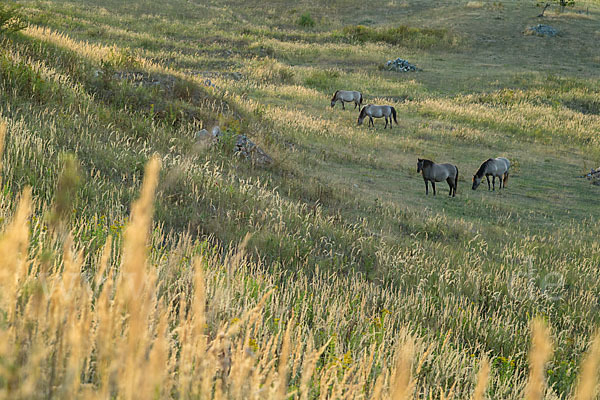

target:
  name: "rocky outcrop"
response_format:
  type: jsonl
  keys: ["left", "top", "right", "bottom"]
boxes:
{"left": 584, "top": 167, "right": 600, "bottom": 186}
{"left": 195, "top": 126, "right": 273, "bottom": 166}
{"left": 232, "top": 134, "right": 273, "bottom": 166}
{"left": 524, "top": 24, "right": 558, "bottom": 37}
{"left": 385, "top": 57, "right": 419, "bottom": 72}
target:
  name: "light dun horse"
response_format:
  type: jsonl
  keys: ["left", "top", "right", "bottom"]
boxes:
{"left": 417, "top": 158, "right": 458, "bottom": 197}
{"left": 472, "top": 157, "right": 510, "bottom": 191}
{"left": 357, "top": 104, "right": 397, "bottom": 129}
{"left": 330, "top": 90, "right": 363, "bottom": 110}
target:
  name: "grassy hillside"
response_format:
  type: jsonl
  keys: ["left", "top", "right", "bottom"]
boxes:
{"left": 1, "top": 0, "right": 600, "bottom": 398}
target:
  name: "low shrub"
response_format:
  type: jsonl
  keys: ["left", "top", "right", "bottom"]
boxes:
{"left": 297, "top": 12, "right": 315, "bottom": 28}
{"left": 0, "top": 1, "right": 27, "bottom": 34}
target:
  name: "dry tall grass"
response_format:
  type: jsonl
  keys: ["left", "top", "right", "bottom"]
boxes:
{"left": 2, "top": 0, "right": 600, "bottom": 397}
{"left": 525, "top": 319, "right": 553, "bottom": 400}
{"left": 0, "top": 157, "right": 599, "bottom": 399}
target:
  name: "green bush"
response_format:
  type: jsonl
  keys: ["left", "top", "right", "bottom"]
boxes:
{"left": 0, "top": 54, "right": 56, "bottom": 102}
{"left": 0, "top": 2, "right": 27, "bottom": 33}
{"left": 297, "top": 12, "right": 315, "bottom": 28}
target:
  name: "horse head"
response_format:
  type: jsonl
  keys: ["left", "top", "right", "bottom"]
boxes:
{"left": 472, "top": 160, "right": 490, "bottom": 190}
{"left": 331, "top": 90, "right": 339, "bottom": 107}
{"left": 357, "top": 107, "right": 366, "bottom": 125}
{"left": 472, "top": 175, "right": 482, "bottom": 190}
{"left": 417, "top": 158, "right": 423, "bottom": 173}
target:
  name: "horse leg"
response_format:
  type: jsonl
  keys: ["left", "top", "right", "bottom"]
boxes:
{"left": 499, "top": 176, "right": 503, "bottom": 189}
{"left": 486, "top": 175, "right": 491, "bottom": 191}
{"left": 432, "top": 181, "right": 436, "bottom": 196}
{"left": 384, "top": 117, "right": 388, "bottom": 129}
{"left": 448, "top": 177, "right": 456, "bottom": 197}
{"left": 342, "top": 101, "right": 346, "bottom": 110}
{"left": 425, "top": 180, "right": 429, "bottom": 195}
{"left": 369, "top": 117, "right": 374, "bottom": 127}
{"left": 492, "top": 176, "right": 496, "bottom": 191}
{"left": 354, "top": 101, "right": 358, "bottom": 109}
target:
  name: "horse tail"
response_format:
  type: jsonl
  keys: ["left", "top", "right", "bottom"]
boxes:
{"left": 391, "top": 107, "right": 397, "bottom": 124}
{"left": 359, "top": 92, "right": 363, "bottom": 106}
{"left": 504, "top": 171, "right": 509, "bottom": 187}
{"left": 454, "top": 165, "right": 459, "bottom": 191}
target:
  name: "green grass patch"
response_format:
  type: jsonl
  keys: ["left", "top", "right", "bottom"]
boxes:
{"left": 340, "top": 24, "right": 459, "bottom": 49}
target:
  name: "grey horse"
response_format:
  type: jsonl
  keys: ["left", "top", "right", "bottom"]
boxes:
{"left": 417, "top": 158, "right": 458, "bottom": 197}
{"left": 472, "top": 157, "right": 510, "bottom": 191}
{"left": 357, "top": 104, "right": 397, "bottom": 129}
{"left": 330, "top": 90, "right": 363, "bottom": 110}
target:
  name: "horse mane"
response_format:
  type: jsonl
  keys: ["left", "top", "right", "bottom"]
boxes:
{"left": 331, "top": 90, "right": 339, "bottom": 101}
{"left": 420, "top": 159, "right": 434, "bottom": 167}
{"left": 475, "top": 159, "right": 493, "bottom": 178}
{"left": 358, "top": 106, "right": 366, "bottom": 118}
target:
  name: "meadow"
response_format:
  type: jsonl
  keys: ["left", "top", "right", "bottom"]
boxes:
{"left": 1, "top": 0, "right": 600, "bottom": 398}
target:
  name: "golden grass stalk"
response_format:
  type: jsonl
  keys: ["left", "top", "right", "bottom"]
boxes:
{"left": 120, "top": 155, "right": 161, "bottom": 286}
{"left": 0, "top": 119, "right": 6, "bottom": 181}
{"left": 115, "top": 156, "right": 161, "bottom": 400}
{"left": 573, "top": 332, "right": 600, "bottom": 400}
{"left": 390, "top": 338, "right": 415, "bottom": 400}
{"left": 0, "top": 187, "right": 32, "bottom": 312}
{"left": 472, "top": 357, "right": 490, "bottom": 400}
{"left": 276, "top": 314, "right": 294, "bottom": 399}
{"left": 525, "top": 318, "right": 553, "bottom": 400}
{"left": 300, "top": 338, "right": 332, "bottom": 400}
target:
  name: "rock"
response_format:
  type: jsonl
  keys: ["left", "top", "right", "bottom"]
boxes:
{"left": 195, "top": 129, "right": 211, "bottom": 141}
{"left": 234, "top": 134, "right": 273, "bottom": 166}
{"left": 385, "top": 57, "right": 418, "bottom": 72}
{"left": 584, "top": 167, "right": 600, "bottom": 186}
{"left": 524, "top": 24, "right": 558, "bottom": 37}
{"left": 202, "top": 78, "right": 215, "bottom": 88}
{"left": 202, "top": 126, "right": 273, "bottom": 166}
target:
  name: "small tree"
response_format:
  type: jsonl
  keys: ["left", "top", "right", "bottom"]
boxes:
{"left": 557, "top": 0, "right": 575, "bottom": 11}
{"left": 537, "top": 0, "right": 574, "bottom": 14}
{"left": 0, "top": 2, "right": 27, "bottom": 33}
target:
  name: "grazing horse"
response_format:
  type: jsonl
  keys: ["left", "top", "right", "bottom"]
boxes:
{"left": 417, "top": 158, "right": 458, "bottom": 197}
{"left": 330, "top": 90, "right": 363, "bottom": 110}
{"left": 472, "top": 157, "right": 510, "bottom": 191}
{"left": 357, "top": 104, "right": 397, "bottom": 129}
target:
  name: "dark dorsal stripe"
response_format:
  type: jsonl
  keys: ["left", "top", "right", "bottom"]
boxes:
{"left": 421, "top": 159, "right": 434, "bottom": 167}
{"left": 475, "top": 159, "right": 493, "bottom": 178}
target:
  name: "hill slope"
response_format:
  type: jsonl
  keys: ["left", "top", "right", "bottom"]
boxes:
{"left": 0, "top": 0, "right": 599, "bottom": 397}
